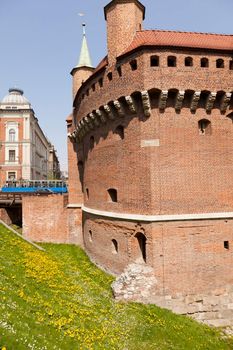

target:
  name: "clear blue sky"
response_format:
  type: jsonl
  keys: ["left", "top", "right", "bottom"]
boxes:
{"left": 0, "top": 0, "right": 232, "bottom": 171}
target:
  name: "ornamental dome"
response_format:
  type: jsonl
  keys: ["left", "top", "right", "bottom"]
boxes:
{"left": 0, "top": 88, "right": 31, "bottom": 109}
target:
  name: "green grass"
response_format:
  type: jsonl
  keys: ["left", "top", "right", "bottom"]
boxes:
{"left": 9, "top": 224, "right": 22, "bottom": 235}
{"left": 0, "top": 224, "right": 232, "bottom": 350}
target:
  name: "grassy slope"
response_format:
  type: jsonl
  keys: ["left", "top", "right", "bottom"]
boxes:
{"left": 0, "top": 224, "right": 232, "bottom": 350}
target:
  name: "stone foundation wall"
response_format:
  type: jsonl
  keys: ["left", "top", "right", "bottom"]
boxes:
{"left": 112, "top": 261, "right": 233, "bottom": 327}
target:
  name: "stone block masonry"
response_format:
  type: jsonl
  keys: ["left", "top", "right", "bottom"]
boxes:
{"left": 112, "top": 261, "right": 233, "bottom": 327}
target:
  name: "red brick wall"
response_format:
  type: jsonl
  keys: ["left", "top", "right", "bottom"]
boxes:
{"left": 152, "top": 219, "right": 233, "bottom": 295}
{"left": 67, "top": 2, "right": 233, "bottom": 300}
{"left": 70, "top": 47, "right": 233, "bottom": 216}
{"left": 75, "top": 49, "right": 232, "bottom": 119}
{"left": 72, "top": 67, "right": 94, "bottom": 100}
{"left": 22, "top": 194, "right": 83, "bottom": 245}
{"left": 67, "top": 123, "right": 83, "bottom": 205}
{"left": 105, "top": 1, "right": 144, "bottom": 64}
{"left": 83, "top": 214, "right": 233, "bottom": 295}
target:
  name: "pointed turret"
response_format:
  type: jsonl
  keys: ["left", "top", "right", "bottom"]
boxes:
{"left": 71, "top": 23, "right": 94, "bottom": 100}
{"left": 77, "top": 24, "right": 93, "bottom": 68}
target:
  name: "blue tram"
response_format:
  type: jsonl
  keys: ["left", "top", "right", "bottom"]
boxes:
{"left": 1, "top": 180, "right": 68, "bottom": 194}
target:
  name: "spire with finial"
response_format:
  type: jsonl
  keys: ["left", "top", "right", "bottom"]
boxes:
{"left": 76, "top": 23, "right": 93, "bottom": 68}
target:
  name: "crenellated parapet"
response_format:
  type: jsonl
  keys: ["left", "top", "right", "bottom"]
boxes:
{"left": 68, "top": 89, "right": 233, "bottom": 142}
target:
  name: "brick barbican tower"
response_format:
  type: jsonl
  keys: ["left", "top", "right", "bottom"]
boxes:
{"left": 68, "top": 0, "right": 233, "bottom": 325}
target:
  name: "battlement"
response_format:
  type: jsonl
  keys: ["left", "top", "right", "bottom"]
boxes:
{"left": 70, "top": 88, "right": 232, "bottom": 143}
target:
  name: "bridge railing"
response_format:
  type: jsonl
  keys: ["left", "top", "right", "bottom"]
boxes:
{"left": 1, "top": 180, "right": 68, "bottom": 194}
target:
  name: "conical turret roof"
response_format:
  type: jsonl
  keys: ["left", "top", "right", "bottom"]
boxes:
{"left": 76, "top": 24, "right": 93, "bottom": 68}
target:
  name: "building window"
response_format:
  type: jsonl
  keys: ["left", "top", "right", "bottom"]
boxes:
{"left": 185, "top": 57, "right": 193, "bottom": 67}
{"left": 150, "top": 55, "right": 159, "bottom": 67}
{"left": 167, "top": 56, "right": 176, "bottom": 67}
{"left": 8, "top": 172, "right": 16, "bottom": 180}
{"left": 224, "top": 241, "right": 229, "bottom": 250}
{"left": 135, "top": 232, "right": 147, "bottom": 263}
{"left": 86, "top": 188, "right": 89, "bottom": 200}
{"left": 198, "top": 119, "right": 211, "bottom": 135}
{"left": 216, "top": 59, "right": 224, "bottom": 68}
{"left": 9, "top": 129, "right": 16, "bottom": 142}
{"left": 99, "top": 78, "right": 103, "bottom": 87}
{"left": 112, "top": 239, "right": 118, "bottom": 254}
{"left": 107, "top": 72, "right": 112, "bottom": 81}
{"left": 117, "top": 66, "right": 122, "bottom": 77}
{"left": 89, "top": 230, "right": 93, "bottom": 242}
{"left": 130, "top": 59, "right": 137, "bottom": 71}
{"left": 114, "top": 125, "right": 124, "bottom": 139}
{"left": 201, "top": 58, "right": 209, "bottom": 68}
{"left": 229, "top": 61, "right": 233, "bottom": 70}
{"left": 90, "top": 136, "right": 94, "bottom": 149}
{"left": 107, "top": 188, "right": 117, "bottom": 202}
{"left": 9, "top": 150, "right": 15, "bottom": 162}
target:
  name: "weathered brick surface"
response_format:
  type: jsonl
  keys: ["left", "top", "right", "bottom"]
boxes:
{"left": 71, "top": 67, "right": 94, "bottom": 101}
{"left": 83, "top": 215, "right": 233, "bottom": 296}
{"left": 22, "top": 194, "right": 82, "bottom": 245}
{"left": 69, "top": 1, "right": 233, "bottom": 286}
{"left": 66, "top": 0, "right": 233, "bottom": 324}
{"left": 105, "top": 0, "right": 144, "bottom": 65}
{"left": 67, "top": 135, "right": 83, "bottom": 205}
{"left": 76, "top": 49, "right": 232, "bottom": 119}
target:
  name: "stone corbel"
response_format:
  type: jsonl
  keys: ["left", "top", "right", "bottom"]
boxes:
{"left": 159, "top": 90, "right": 168, "bottom": 110}
{"left": 67, "top": 132, "right": 74, "bottom": 142}
{"left": 205, "top": 92, "right": 217, "bottom": 112}
{"left": 141, "top": 91, "right": 151, "bottom": 117}
{"left": 80, "top": 119, "right": 89, "bottom": 133}
{"left": 84, "top": 116, "right": 94, "bottom": 130}
{"left": 113, "top": 100, "right": 124, "bottom": 117}
{"left": 79, "top": 128, "right": 85, "bottom": 139}
{"left": 190, "top": 91, "right": 201, "bottom": 112}
{"left": 103, "top": 105, "right": 115, "bottom": 120}
{"left": 88, "top": 112, "right": 100, "bottom": 127}
{"left": 96, "top": 109, "right": 107, "bottom": 124}
{"left": 125, "top": 96, "right": 136, "bottom": 113}
{"left": 175, "top": 91, "right": 185, "bottom": 111}
{"left": 220, "top": 92, "right": 232, "bottom": 113}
